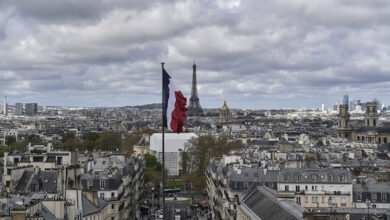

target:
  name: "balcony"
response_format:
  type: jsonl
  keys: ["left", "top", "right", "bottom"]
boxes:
{"left": 277, "top": 191, "right": 295, "bottom": 198}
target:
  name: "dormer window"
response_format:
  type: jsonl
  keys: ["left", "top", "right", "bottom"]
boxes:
{"left": 100, "top": 180, "right": 105, "bottom": 189}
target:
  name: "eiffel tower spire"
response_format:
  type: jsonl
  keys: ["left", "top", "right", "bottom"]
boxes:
{"left": 187, "top": 61, "right": 203, "bottom": 116}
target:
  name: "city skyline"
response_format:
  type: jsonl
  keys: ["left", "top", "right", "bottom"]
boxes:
{"left": 0, "top": 1, "right": 390, "bottom": 109}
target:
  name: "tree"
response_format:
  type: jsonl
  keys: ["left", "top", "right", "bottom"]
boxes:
{"left": 11, "top": 134, "right": 42, "bottom": 152}
{"left": 144, "top": 153, "right": 164, "bottom": 186}
{"left": 96, "top": 132, "right": 121, "bottom": 151}
{"left": 182, "top": 135, "right": 243, "bottom": 190}
{"left": 0, "top": 146, "right": 10, "bottom": 157}
{"left": 5, "top": 136, "right": 16, "bottom": 146}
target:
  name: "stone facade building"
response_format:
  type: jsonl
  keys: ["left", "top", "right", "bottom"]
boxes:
{"left": 337, "top": 102, "right": 390, "bottom": 144}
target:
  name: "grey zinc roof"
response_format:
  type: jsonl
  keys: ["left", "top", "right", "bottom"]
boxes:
{"left": 40, "top": 170, "right": 58, "bottom": 193}
{"left": 14, "top": 170, "right": 34, "bottom": 192}
{"left": 82, "top": 194, "right": 108, "bottom": 216}
{"left": 353, "top": 183, "right": 390, "bottom": 193}
{"left": 278, "top": 168, "right": 352, "bottom": 184}
{"left": 229, "top": 166, "right": 265, "bottom": 183}
{"left": 36, "top": 204, "right": 61, "bottom": 220}
{"left": 80, "top": 172, "right": 122, "bottom": 191}
{"left": 242, "top": 186, "right": 303, "bottom": 220}
{"left": 264, "top": 170, "right": 280, "bottom": 182}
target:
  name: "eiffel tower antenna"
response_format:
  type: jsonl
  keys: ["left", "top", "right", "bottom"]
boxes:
{"left": 187, "top": 61, "right": 203, "bottom": 116}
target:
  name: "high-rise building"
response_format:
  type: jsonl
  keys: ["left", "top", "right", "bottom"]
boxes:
{"left": 321, "top": 104, "right": 325, "bottom": 112}
{"left": 343, "top": 94, "right": 349, "bottom": 106}
{"left": 187, "top": 61, "right": 203, "bottom": 116}
{"left": 349, "top": 99, "right": 361, "bottom": 111}
{"left": 3, "top": 96, "right": 7, "bottom": 115}
{"left": 25, "top": 103, "right": 38, "bottom": 116}
{"left": 15, "top": 103, "right": 23, "bottom": 115}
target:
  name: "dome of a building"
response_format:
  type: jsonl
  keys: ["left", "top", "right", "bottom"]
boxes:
{"left": 221, "top": 100, "right": 229, "bottom": 111}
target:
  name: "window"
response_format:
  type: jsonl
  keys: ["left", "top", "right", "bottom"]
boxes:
{"left": 296, "top": 197, "right": 301, "bottom": 205}
{"left": 312, "top": 197, "right": 318, "bottom": 203}
{"left": 305, "top": 196, "right": 308, "bottom": 203}
{"left": 357, "top": 193, "right": 362, "bottom": 201}
{"left": 285, "top": 174, "right": 290, "bottom": 181}
{"left": 6, "top": 181, "right": 10, "bottom": 187}
{"left": 372, "top": 193, "right": 377, "bottom": 201}
{"left": 381, "top": 193, "right": 387, "bottom": 201}
{"left": 305, "top": 185, "right": 308, "bottom": 190}
{"left": 285, "top": 185, "right": 289, "bottom": 192}
{"left": 100, "top": 193, "right": 104, "bottom": 199}
{"left": 111, "top": 204, "right": 115, "bottom": 210}
{"left": 296, "top": 186, "right": 300, "bottom": 192}
{"left": 100, "top": 180, "right": 105, "bottom": 189}
{"left": 322, "top": 197, "right": 325, "bottom": 203}
{"left": 329, "top": 175, "right": 334, "bottom": 182}
{"left": 297, "top": 175, "right": 301, "bottom": 181}
{"left": 341, "top": 197, "right": 346, "bottom": 206}
{"left": 111, "top": 192, "right": 115, "bottom": 197}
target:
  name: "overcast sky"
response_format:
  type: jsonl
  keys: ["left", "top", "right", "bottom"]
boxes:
{"left": 0, "top": 0, "right": 389, "bottom": 109}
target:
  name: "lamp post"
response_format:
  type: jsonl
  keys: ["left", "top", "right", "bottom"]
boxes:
{"left": 365, "top": 199, "right": 371, "bottom": 220}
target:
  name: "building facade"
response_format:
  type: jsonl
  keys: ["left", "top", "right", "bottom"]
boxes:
{"left": 277, "top": 168, "right": 353, "bottom": 208}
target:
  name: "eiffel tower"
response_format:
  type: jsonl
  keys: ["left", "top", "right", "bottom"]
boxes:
{"left": 187, "top": 61, "right": 203, "bottom": 116}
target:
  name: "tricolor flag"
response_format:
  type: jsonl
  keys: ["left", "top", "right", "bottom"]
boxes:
{"left": 163, "top": 69, "right": 188, "bottom": 133}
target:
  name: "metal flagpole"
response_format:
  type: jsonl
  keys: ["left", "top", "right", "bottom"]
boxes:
{"left": 161, "top": 62, "right": 166, "bottom": 219}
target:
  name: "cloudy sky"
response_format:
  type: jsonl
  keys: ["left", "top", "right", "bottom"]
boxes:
{"left": 0, "top": 0, "right": 389, "bottom": 109}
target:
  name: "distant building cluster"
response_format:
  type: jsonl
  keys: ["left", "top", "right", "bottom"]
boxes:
{"left": 0, "top": 96, "right": 38, "bottom": 116}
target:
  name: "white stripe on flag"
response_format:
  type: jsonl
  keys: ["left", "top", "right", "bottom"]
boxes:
{"left": 166, "top": 79, "right": 178, "bottom": 131}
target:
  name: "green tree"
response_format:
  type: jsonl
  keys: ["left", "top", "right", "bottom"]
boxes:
{"left": 96, "top": 132, "right": 121, "bottom": 151}
{"left": 0, "top": 146, "right": 10, "bottom": 157}
{"left": 182, "top": 135, "right": 243, "bottom": 191}
{"left": 11, "top": 134, "right": 42, "bottom": 152}
{"left": 5, "top": 136, "right": 16, "bottom": 146}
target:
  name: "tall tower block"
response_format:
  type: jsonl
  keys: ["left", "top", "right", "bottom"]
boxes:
{"left": 187, "top": 61, "right": 203, "bottom": 116}
{"left": 3, "top": 96, "right": 7, "bottom": 115}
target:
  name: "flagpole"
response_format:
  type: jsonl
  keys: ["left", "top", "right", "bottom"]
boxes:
{"left": 161, "top": 62, "right": 166, "bottom": 219}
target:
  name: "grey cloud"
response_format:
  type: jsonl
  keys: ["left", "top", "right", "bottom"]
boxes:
{"left": 0, "top": 0, "right": 389, "bottom": 108}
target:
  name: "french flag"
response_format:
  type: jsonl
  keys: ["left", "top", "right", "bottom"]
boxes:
{"left": 163, "top": 69, "right": 188, "bottom": 133}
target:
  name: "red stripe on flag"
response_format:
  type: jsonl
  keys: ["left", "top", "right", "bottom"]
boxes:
{"left": 170, "top": 91, "right": 188, "bottom": 133}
